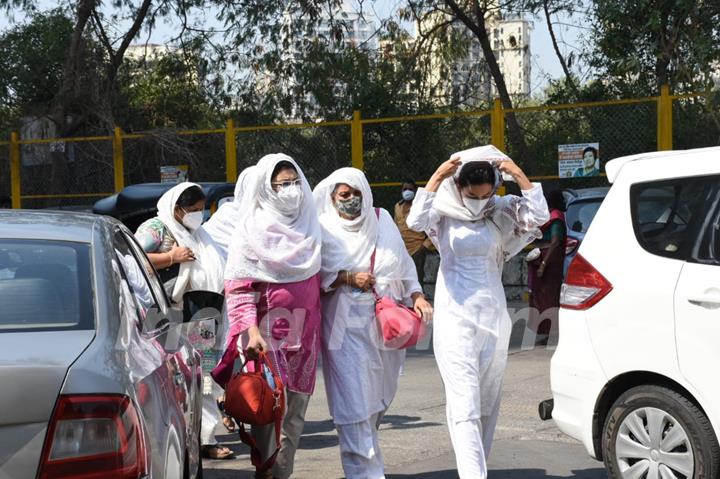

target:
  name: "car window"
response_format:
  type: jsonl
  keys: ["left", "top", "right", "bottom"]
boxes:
{"left": 113, "top": 230, "right": 160, "bottom": 322}
{"left": 631, "top": 175, "right": 720, "bottom": 262}
{"left": 566, "top": 199, "right": 603, "bottom": 234}
{"left": 121, "top": 231, "right": 171, "bottom": 311}
{"left": 0, "top": 240, "right": 94, "bottom": 332}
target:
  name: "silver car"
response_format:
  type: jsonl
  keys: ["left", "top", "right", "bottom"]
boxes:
{"left": 0, "top": 210, "right": 211, "bottom": 479}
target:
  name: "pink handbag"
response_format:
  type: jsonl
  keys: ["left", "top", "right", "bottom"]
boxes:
{"left": 370, "top": 208, "right": 426, "bottom": 349}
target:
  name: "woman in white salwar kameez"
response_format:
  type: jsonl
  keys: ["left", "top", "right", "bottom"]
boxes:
{"left": 313, "top": 168, "right": 433, "bottom": 479}
{"left": 407, "top": 146, "right": 549, "bottom": 479}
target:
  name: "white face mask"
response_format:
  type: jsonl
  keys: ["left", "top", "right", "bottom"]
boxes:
{"left": 182, "top": 210, "right": 203, "bottom": 230}
{"left": 276, "top": 184, "right": 303, "bottom": 214}
{"left": 463, "top": 197, "right": 489, "bottom": 216}
{"left": 402, "top": 190, "right": 415, "bottom": 201}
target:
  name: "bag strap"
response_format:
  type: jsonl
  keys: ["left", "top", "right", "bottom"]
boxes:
{"left": 237, "top": 351, "right": 285, "bottom": 472}
{"left": 369, "top": 208, "right": 381, "bottom": 300}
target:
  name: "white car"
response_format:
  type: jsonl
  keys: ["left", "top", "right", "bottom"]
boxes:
{"left": 546, "top": 146, "right": 720, "bottom": 479}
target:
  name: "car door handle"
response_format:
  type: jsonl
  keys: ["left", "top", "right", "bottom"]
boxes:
{"left": 687, "top": 295, "right": 720, "bottom": 307}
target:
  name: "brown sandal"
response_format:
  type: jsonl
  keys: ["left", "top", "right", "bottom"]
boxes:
{"left": 201, "top": 445, "right": 234, "bottom": 460}
{"left": 217, "top": 396, "right": 237, "bottom": 432}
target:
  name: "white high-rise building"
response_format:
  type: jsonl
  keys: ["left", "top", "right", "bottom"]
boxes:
{"left": 491, "top": 18, "right": 532, "bottom": 98}
{"left": 418, "top": 12, "right": 532, "bottom": 107}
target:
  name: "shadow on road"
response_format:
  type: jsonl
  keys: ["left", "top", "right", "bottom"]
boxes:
{"left": 381, "top": 414, "right": 442, "bottom": 430}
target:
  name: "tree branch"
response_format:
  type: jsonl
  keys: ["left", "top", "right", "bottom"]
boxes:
{"left": 543, "top": 0, "right": 578, "bottom": 95}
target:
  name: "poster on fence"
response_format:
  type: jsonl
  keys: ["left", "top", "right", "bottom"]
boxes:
{"left": 160, "top": 165, "right": 189, "bottom": 183}
{"left": 558, "top": 143, "right": 600, "bottom": 178}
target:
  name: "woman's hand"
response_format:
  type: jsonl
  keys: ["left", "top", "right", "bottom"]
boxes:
{"left": 412, "top": 293, "right": 434, "bottom": 323}
{"left": 426, "top": 157, "right": 462, "bottom": 192}
{"left": 496, "top": 159, "right": 533, "bottom": 190}
{"left": 244, "top": 327, "right": 268, "bottom": 359}
{"left": 350, "top": 272, "right": 376, "bottom": 292}
{"left": 169, "top": 245, "right": 195, "bottom": 264}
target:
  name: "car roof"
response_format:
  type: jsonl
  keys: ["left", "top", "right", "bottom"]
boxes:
{"left": 93, "top": 182, "right": 233, "bottom": 218}
{"left": 605, "top": 146, "right": 720, "bottom": 183}
{"left": 0, "top": 210, "right": 115, "bottom": 243}
{"left": 564, "top": 187, "right": 610, "bottom": 201}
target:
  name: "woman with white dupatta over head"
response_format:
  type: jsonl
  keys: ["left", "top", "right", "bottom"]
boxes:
{"left": 406, "top": 145, "right": 549, "bottom": 478}
{"left": 212, "top": 154, "right": 323, "bottom": 479}
{"left": 313, "top": 167, "right": 433, "bottom": 479}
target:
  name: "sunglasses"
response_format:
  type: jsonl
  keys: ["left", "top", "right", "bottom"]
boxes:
{"left": 271, "top": 179, "right": 301, "bottom": 188}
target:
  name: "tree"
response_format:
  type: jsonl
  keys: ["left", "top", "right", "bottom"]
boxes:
{"left": 589, "top": 0, "right": 720, "bottom": 95}
{"left": 402, "top": 0, "right": 531, "bottom": 160}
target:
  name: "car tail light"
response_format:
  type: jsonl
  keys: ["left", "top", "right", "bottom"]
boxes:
{"left": 560, "top": 254, "right": 613, "bottom": 310}
{"left": 565, "top": 237, "right": 579, "bottom": 256}
{"left": 37, "top": 395, "right": 148, "bottom": 479}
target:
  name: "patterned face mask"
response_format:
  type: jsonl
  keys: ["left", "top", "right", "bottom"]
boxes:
{"left": 334, "top": 195, "right": 362, "bottom": 217}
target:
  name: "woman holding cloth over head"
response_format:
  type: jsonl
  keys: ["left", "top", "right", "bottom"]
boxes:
{"left": 212, "top": 154, "right": 323, "bottom": 479}
{"left": 313, "top": 167, "right": 433, "bottom": 479}
{"left": 407, "top": 146, "right": 549, "bottom": 478}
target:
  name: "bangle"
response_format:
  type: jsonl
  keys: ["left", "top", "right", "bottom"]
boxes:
{"left": 345, "top": 271, "right": 351, "bottom": 284}
{"left": 168, "top": 253, "right": 174, "bottom": 267}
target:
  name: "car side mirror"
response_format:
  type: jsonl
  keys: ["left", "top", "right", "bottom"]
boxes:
{"left": 182, "top": 290, "right": 224, "bottom": 323}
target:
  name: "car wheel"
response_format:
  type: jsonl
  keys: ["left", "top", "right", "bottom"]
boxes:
{"left": 603, "top": 385, "right": 720, "bottom": 479}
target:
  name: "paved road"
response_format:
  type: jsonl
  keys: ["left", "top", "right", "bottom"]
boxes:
{"left": 204, "top": 320, "right": 608, "bottom": 478}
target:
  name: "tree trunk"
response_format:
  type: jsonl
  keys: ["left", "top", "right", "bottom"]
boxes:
{"left": 543, "top": 0, "right": 578, "bottom": 96}
{"left": 471, "top": 13, "right": 529, "bottom": 161}
{"left": 442, "top": 0, "right": 529, "bottom": 161}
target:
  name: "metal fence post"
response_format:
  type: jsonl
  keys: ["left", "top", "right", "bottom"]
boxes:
{"left": 9, "top": 132, "right": 20, "bottom": 209}
{"left": 225, "top": 118, "right": 238, "bottom": 183}
{"left": 351, "top": 110, "right": 364, "bottom": 171}
{"left": 657, "top": 85, "right": 673, "bottom": 151}
{"left": 491, "top": 99, "right": 505, "bottom": 151}
{"left": 113, "top": 127, "right": 125, "bottom": 192}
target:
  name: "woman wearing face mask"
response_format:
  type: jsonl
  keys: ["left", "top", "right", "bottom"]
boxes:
{"left": 313, "top": 168, "right": 434, "bottom": 479}
{"left": 212, "top": 154, "right": 323, "bottom": 479}
{"left": 407, "top": 146, "right": 549, "bottom": 479}
{"left": 394, "top": 180, "right": 435, "bottom": 289}
{"left": 135, "top": 182, "right": 230, "bottom": 460}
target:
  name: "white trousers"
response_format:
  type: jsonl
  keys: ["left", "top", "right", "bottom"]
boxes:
{"left": 337, "top": 412, "right": 385, "bottom": 479}
{"left": 434, "top": 313, "right": 510, "bottom": 479}
{"left": 201, "top": 382, "right": 222, "bottom": 446}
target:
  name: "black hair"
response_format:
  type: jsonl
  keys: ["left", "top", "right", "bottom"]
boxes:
{"left": 0, "top": 195, "right": 10, "bottom": 208}
{"left": 546, "top": 190, "right": 566, "bottom": 212}
{"left": 457, "top": 162, "right": 496, "bottom": 188}
{"left": 176, "top": 185, "right": 205, "bottom": 208}
{"left": 402, "top": 180, "right": 417, "bottom": 189}
{"left": 582, "top": 146, "right": 598, "bottom": 159}
{"left": 272, "top": 160, "right": 297, "bottom": 180}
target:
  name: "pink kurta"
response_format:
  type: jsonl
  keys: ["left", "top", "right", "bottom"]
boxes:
{"left": 212, "top": 274, "right": 322, "bottom": 395}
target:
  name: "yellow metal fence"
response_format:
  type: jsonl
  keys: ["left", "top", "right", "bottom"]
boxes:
{"left": 1, "top": 86, "right": 718, "bottom": 209}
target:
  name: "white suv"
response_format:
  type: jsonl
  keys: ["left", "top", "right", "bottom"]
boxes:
{"left": 548, "top": 146, "right": 720, "bottom": 479}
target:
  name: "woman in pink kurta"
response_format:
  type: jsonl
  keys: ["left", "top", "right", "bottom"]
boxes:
{"left": 212, "top": 154, "right": 323, "bottom": 479}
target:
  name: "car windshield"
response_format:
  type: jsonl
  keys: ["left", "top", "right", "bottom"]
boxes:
{"left": 566, "top": 199, "right": 603, "bottom": 234}
{"left": 0, "top": 240, "right": 94, "bottom": 332}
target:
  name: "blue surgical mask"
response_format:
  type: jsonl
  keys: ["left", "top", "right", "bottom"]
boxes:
{"left": 402, "top": 190, "right": 415, "bottom": 201}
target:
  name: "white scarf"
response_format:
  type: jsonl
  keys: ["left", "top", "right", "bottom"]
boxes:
{"left": 156, "top": 182, "right": 226, "bottom": 304}
{"left": 313, "top": 168, "right": 416, "bottom": 297}
{"left": 225, "top": 154, "right": 322, "bottom": 283}
{"left": 433, "top": 145, "right": 508, "bottom": 221}
{"left": 202, "top": 166, "right": 257, "bottom": 259}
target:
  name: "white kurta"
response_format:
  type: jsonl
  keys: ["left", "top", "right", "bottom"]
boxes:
{"left": 407, "top": 184, "right": 549, "bottom": 478}
{"left": 321, "top": 208, "right": 422, "bottom": 426}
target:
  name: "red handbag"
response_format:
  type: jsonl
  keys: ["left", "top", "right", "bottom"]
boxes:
{"left": 370, "top": 208, "right": 427, "bottom": 349}
{"left": 224, "top": 352, "right": 285, "bottom": 472}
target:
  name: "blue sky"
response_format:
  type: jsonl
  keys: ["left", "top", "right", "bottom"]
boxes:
{"left": 0, "top": 0, "right": 589, "bottom": 96}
